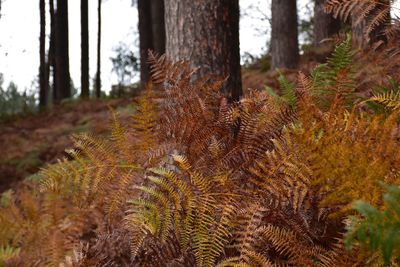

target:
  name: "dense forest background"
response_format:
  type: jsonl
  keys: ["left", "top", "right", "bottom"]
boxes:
{"left": 1, "top": 0, "right": 400, "bottom": 266}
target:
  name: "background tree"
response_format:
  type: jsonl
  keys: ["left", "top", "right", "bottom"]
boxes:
{"left": 138, "top": 0, "right": 153, "bottom": 87}
{"left": 81, "top": 0, "right": 89, "bottom": 99}
{"left": 54, "top": 0, "right": 71, "bottom": 101}
{"left": 165, "top": 0, "right": 242, "bottom": 101}
{"left": 314, "top": 0, "right": 340, "bottom": 47}
{"left": 48, "top": 0, "right": 57, "bottom": 103}
{"left": 95, "top": 0, "right": 101, "bottom": 98}
{"left": 271, "top": 0, "right": 299, "bottom": 69}
{"left": 39, "top": 0, "right": 48, "bottom": 109}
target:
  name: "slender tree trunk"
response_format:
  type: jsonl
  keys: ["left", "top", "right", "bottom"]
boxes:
{"left": 351, "top": 0, "right": 390, "bottom": 48}
{"left": 271, "top": 0, "right": 299, "bottom": 70}
{"left": 39, "top": 0, "right": 48, "bottom": 109}
{"left": 81, "top": 0, "right": 89, "bottom": 99}
{"left": 314, "top": 0, "right": 340, "bottom": 46}
{"left": 151, "top": 0, "right": 165, "bottom": 54}
{"left": 55, "top": 0, "right": 70, "bottom": 101}
{"left": 165, "top": 0, "right": 242, "bottom": 101}
{"left": 138, "top": 0, "right": 153, "bottom": 87}
{"left": 95, "top": 0, "right": 101, "bottom": 98}
{"left": 49, "top": 0, "right": 58, "bottom": 103}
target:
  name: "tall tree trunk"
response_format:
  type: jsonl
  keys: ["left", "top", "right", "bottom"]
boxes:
{"left": 55, "top": 0, "right": 70, "bottom": 101}
{"left": 151, "top": 0, "right": 165, "bottom": 54}
{"left": 351, "top": 0, "right": 390, "bottom": 48}
{"left": 95, "top": 0, "right": 101, "bottom": 98}
{"left": 314, "top": 0, "right": 340, "bottom": 46}
{"left": 49, "top": 0, "right": 58, "bottom": 103}
{"left": 165, "top": 0, "right": 242, "bottom": 101}
{"left": 81, "top": 0, "right": 89, "bottom": 99}
{"left": 39, "top": 0, "right": 48, "bottom": 109}
{"left": 138, "top": 0, "right": 153, "bottom": 87}
{"left": 271, "top": 0, "right": 299, "bottom": 70}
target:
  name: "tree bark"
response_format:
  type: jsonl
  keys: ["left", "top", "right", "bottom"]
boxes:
{"left": 351, "top": 0, "right": 390, "bottom": 48}
{"left": 138, "top": 0, "right": 153, "bottom": 87}
{"left": 95, "top": 0, "right": 101, "bottom": 98}
{"left": 39, "top": 0, "right": 48, "bottom": 109}
{"left": 49, "top": 0, "right": 58, "bottom": 103}
{"left": 151, "top": 0, "right": 165, "bottom": 54}
{"left": 165, "top": 0, "right": 242, "bottom": 101}
{"left": 271, "top": 0, "right": 299, "bottom": 70}
{"left": 55, "top": 0, "right": 71, "bottom": 101}
{"left": 314, "top": 0, "right": 341, "bottom": 46}
{"left": 81, "top": 0, "right": 89, "bottom": 99}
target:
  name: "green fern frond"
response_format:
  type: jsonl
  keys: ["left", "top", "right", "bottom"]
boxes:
{"left": 278, "top": 71, "right": 297, "bottom": 108}
{"left": 345, "top": 184, "right": 400, "bottom": 265}
{"left": 327, "top": 34, "right": 353, "bottom": 72}
{"left": 369, "top": 90, "right": 400, "bottom": 111}
{"left": 310, "top": 33, "right": 356, "bottom": 109}
{"left": 0, "top": 246, "right": 20, "bottom": 266}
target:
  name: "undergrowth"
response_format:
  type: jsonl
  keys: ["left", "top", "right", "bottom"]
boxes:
{"left": 1, "top": 35, "right": 400, "bottom": 266}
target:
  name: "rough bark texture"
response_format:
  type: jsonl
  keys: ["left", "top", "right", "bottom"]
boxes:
{"left": 81, "top": 0, "right": 89, "bottom": 99}
{"left": 314, "top": 0, "right": 341, "bottom": 46}
{"left": 138, "top": 0, "right": 153, "bottom": 87}
{"left": 165, "top": 0, "right": 242, "bottom": 101}
{"left": 351, "top": 0, "right": 391, "bottom": 48}
{"left": 271, "top": 0, "right": 299, "bottom": 70}
{"left": 151, "top": 0, "right": 165, "bottom": 54}
{"left": 95, "top": 0, "right": 101, "bottom": 98}
{"left": 55, "top": 0, "right": 70, "bottom": 101}
{"left": 39, "top": 0, "right": 48, "bottom": 109}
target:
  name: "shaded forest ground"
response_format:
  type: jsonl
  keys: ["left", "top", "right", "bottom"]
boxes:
{"left": 0, "top": 50, "right": 324, "bottom": 193}
{"left": 0, "top": 99, "right": 134, "bottom": 192}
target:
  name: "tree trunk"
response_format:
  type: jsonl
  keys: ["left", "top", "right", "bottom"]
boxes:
{"left": 39, "top": 0, "right": 48, "bottom": 109}
{"left": 49, "top": 0, "right": 57, "bottom": 103}
{"left": 151, "top": 0, "right": 165, "bottom": 54}
{"left": 81, "top": 0, "right": 89, "bottom": 99}
{"left": 351, "top": 0, "right": 390, "bottom": 48}
{"left": 95, "top": 0, "right": 101, "bottom": 98}
{"left": 271, "top": 0, "right": 299, "bottom": 70}
{"left": 55, "top": 0, "right": 70, "bottom": 101}
{"left": 138, "top": 0, "right": 153, "bottom": 87}
{"left": 314, "top": 0, "right": 340, "bottom": 46}
{"left": 165, "top": 0, "right": 242, "bottom": 101}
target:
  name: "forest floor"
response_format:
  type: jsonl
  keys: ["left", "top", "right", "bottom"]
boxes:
{"left": 0, "top": 51, "right": 323, "bottom": 193}
{"left": 0, "top": 99, "right": 134, "bottom": 192}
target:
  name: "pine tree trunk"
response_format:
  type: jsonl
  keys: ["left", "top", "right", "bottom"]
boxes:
{"left": 151, "top": 0, "right": 165, "bottom": 54}
{"left": 39, "top": 0, "right": 48, "bottom": 109}
{"left": 55, "top": 0, "right": 70, "bottom": 101}
{"left": 95, "top": 0, "right": 101, "bottom": 98}
{"left": 138, "top": 0, "right": 153, "bottom": 87}
{"left": 81, "top": 0, "right": 89, "bottom": 99}
{"left": 271, "top": 0, "right": 299, "bottom": 70}
{"left": 165, "top": 0, "right": 242, "bottom": 101}
{"left": 49, "top": 0, "right": 58, "bottom": 103}
{"left": 314, "top": 0, "right": 340, "bottom": 46}
{"left": 351, "top": 0, "right": 390, "bottom": 48}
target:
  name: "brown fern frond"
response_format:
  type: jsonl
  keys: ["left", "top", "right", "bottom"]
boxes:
{"left": 148, "top": 51, "right": 196, "bottom": 88}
